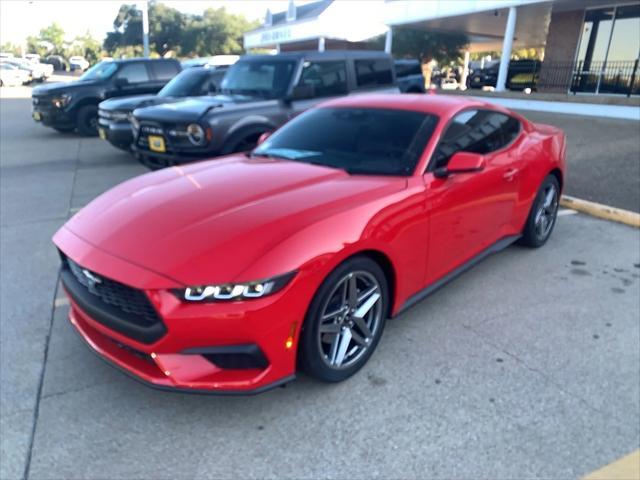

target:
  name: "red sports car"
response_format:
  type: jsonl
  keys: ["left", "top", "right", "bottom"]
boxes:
{"left": 53, "top": 94, "right": 566, "bottom": 394}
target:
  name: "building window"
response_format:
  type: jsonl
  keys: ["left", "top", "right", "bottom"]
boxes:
{"left": 286, "top": 0, "right": 297, "bottom": 22}
{"left": 573, "top": 4, "right": 640, "bottom": 95}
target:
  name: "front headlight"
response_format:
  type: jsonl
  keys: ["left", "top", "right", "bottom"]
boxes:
{"left": 52, "top": 94, "right": 71, "bottom": 108}
{"left": 186, "top": 123, "right": 206, "bottom": 145}
{"left": 176, "top": 271, "right": 296, "bottom": 302}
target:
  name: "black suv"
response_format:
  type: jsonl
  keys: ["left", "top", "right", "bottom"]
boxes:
{"left": 31, "top": 58, "right": 181, "bottom": 136}
{"left": 98, "top": 66, "right": 227, "bottom": 150}
{"left": 131, "top": 50, "right": 398, "bottom": 169}
{"left": 468, "top": 60, "right": 541, "bottom": 90}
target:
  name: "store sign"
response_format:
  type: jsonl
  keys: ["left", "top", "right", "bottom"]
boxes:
{"left": 244, "top": 20, "right": 323, "bottom": 48}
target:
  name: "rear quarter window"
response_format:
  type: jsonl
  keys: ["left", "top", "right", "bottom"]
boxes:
{"left": 354, "top": 59, "right": 393, "bottom": 88}
{"left": 150, "top": 61, "right": 180, "bottom": 81}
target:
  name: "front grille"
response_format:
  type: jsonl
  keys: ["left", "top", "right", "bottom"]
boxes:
{"left": 64, "top": 256, "right": 161, "bottom": 328}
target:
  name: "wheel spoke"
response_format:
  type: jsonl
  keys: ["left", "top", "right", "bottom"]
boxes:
{"left": 347, "top": 275, "right": 358, "bottom": 309}
{"left": 322, "top": 309, "right": 342, "bottom": 321}
{"left": 354, "top": 292, "right": 380, "bottom": 321}
{"left": 357, "top": 285, "right": 378, "bottom": 303}
{"left": 333, "top": 328, "right": 352, "bottom": 366}
{"left": 543, "top": 187, "right": 556, "bottom": 208}
{"left": 319, "top": 323, "right": 341, "bottom": 334}
{"left": 349, "top": 328, "right": 368, "bottom": 347}
{"left": 352, "top": 314, "right": 373, "bottom": 338}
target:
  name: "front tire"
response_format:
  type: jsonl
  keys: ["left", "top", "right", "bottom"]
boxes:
{"left": 299, "top": 256, "right": 389, "bottom": 383}
{"left": 76, "top": 105, "right": 98, "bottom": 136}
{"left": 519, "top": 174, "right": 560, "bottom": 248}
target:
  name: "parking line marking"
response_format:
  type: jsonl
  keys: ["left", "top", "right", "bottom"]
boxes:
{"left": 558, "top": 209, "right": 578, "bottom": 216}
{"left": 583, "top": 449, "right": 640, "bottom": 480}
{"left": 54, "top": 297, "right": 69, "bottom": 308}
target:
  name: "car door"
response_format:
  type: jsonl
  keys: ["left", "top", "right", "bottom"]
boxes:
{"left": 288, "top": 60, "right": 349, "bottom": 118}
{"left": 423, "top": 109, "right": 522, "bottom": 285}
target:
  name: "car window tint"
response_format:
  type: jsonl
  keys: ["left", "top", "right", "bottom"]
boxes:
{"left": 395, "top": 62, "right": 422, "bottom": 78}
{"left": 432, "top": 110, "right": 518, "bottom": 169}
{"left": 298, "top": 61, "right": 347, "bottom": 97}
{"left": 117, "top": 63, "right": 149, "bottom": 84}
{"left": 150, "top": 61, "right": 179, "bottom": 81}
{"left": 355, "top": 59, "right": 393, "bottom": 87}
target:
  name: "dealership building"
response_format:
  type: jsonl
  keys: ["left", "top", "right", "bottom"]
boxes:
{"left": 244, "top": 0, "right": 640, "bottom": 96}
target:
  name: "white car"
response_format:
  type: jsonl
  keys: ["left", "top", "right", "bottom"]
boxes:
{"left": 69, "top": 56, "right": 90, "bottom": 71}
{"left": 1, "top": 58, "right": 52, "bottom": 82}
{"left": 0, "top": 63, "right": 30, "bottom": 86}
{"left": 24, "top": 53, "right": 41, "bottom": 64}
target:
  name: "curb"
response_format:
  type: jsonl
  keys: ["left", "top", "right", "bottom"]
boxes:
{"left": 560, "top": 195, "right": 640, "bottom": 228}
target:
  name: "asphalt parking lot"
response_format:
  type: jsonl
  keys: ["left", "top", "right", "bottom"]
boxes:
{"left": 1, "top": 85, "right": 639, "bottom": 479}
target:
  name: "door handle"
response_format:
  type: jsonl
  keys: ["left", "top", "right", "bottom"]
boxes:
{"left": 503, "top": 168, "right": 519, "bottom": 181}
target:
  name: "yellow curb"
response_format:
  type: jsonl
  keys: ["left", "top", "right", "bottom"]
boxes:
{"left": 560, "top": 195, "right": 640, "bottom": 228}
{"left": 583, "top": 449, "right": 640, "bottom": 480}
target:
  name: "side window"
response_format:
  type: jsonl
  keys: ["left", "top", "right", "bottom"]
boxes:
{"left": 355, "top": 59, "right": 393, "bottom": 88}
{"left": 200, "top": 71, "right": 226, "bottom": 94}
{"left": 432, "top": 110, "right": 519, "bottom": 169}
{"left": 298, "top": 61, "right": 347, "bottom": 97}
{"left": 149, "top": 61, "right": 179, "bottom": 81}
{"left": 116, "top": 63, "right": 150, "bottom": 84}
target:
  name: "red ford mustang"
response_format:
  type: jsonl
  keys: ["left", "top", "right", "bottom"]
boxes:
{"left": 53, "top": 94, "right": 566, "bottom": 394}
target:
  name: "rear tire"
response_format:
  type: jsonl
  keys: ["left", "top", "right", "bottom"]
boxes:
{"left": 76, "top": 105, "right": 98, "bottom": 136}
{"left": 299, "top": 256, "right": 389, "bottom": 383}
{"left": 519, "top": 175, "right": 560, "bottom": 248}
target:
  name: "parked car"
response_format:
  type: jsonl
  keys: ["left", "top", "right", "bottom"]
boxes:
{"left": 43, "top": 55, "right": 69, "bottom": 72}
{"left": 2, "top": 58, "right": 53, "bottom": 82}
{"left": 31, "top": 58, "right": 181, "bottom": 135}
{"left": 181, "top": 55, "right": 239, "bottom": 69}
{"left": 0, "top": 52, "right": 15, "bottom": 59}
{"left": 69, "top": 56, "right": 90, "bottom": 72}
{"left": 52, "top": 94, "right": 566, "bottom": 394}
{"left": 0, "top": 63, "right": 29, "bottom": 86}
{"left": 394, "top": 59, "right": 425, "bottom": 93}
{"left": 98, "top": 66, "right": 228, "bottom": 151}
{"left": 469, "top": 60, "right": 541, "bottom": 90}
{"left": 132, "top": 50, "right": 398, "bottom": 169}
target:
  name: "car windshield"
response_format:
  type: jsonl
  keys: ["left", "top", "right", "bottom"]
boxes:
{"left": 158, "top": 68, "right": 208, "bottom": 97}
{"left": 80, "top": 61, "right": 117, "bottom": 81}
{"left": 253, "top": 107, "right": 438, "bottom": 176}
{"left": 221, "top": 59, "right": 296, "bottom": 98}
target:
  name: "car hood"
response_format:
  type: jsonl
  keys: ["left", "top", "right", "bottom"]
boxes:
{"left": 133, "top": 94, "right": 265, "bottom": 123}
{"left": 100, "top": 94, "right": 161, "bottom": 112}
{"left": 32, "top": 79, "right": 101, "bottom": 96}
{"left": 61, "top": 155, "right": 404, "bottom": 285}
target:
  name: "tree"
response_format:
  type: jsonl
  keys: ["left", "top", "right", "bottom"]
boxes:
{"left": 376, "top": 28, "right": 468, "bottom": 64}
{"left": 25, "top": 22, "right": 66, "bottom": 57}
{"left": 182, "top": 8, "right": 258, "bottom": 56}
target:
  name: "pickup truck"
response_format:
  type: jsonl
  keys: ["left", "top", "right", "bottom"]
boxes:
{"left": 131, "top": 50, "right": 399, "bottom": 169}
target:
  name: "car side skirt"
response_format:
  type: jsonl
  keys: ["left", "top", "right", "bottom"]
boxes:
{"left": 395, "top": 234, "right": 521, "bottom": 316}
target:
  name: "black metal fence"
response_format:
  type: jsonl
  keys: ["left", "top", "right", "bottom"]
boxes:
{"left": 519, "top": 59, "right": 640, "bottom": 96}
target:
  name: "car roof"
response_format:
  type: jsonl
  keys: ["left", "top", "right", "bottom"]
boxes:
{"left": 319, "top": 93, "right": 504, "bottom": 118}
{"left": 111, "top": 57, "right": 179, "bottom": 64}
{"left": 239, "top": 50, "right": 392, "bottom": 62}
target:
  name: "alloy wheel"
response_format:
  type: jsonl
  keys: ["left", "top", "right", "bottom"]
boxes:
{"left": 317, "top": 271, "right": 383, "bottom": 369}
{"left": 534, "top": 183, "right": 558, "bottom": 240}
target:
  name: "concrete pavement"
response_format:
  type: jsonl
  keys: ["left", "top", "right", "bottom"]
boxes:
{"left": 1, "top": 86, "right": 639, "bottom": 479}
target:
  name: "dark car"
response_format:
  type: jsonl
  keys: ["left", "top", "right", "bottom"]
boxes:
{"left": 98, "top": 66, "right": 228, "bottom": 151}
{"left": 43, "top": 55, "right": 69, "bottom": 72}
{"left": 31, "top": 58, "right": 181, "bottom": 135}
{"left": 131, "top": 50, "right": 398, "bottom": 169}
{"left": 394, "top": 59, "right": 425, "bottom": 93}
{"left": 469, "top": 60, "right": 541, "bottom": 90}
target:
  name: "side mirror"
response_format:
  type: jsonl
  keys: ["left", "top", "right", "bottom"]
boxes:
{"left": 434, "top": 151, "right": 485, "bottom": 178}
{"left": 114, "top": 77, "right": 129, "bottom": 88}
{"left": 257, "top": 131, "right": 271, "bottom": 146}
{"left": 289, "top": 84, "right": 315, "bottom": 101}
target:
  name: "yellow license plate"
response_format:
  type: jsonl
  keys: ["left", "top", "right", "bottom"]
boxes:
{"left": 98, "top": 128, "right": 107, "bottom": 140}
{"left": 33, "top": 111, "right": 41, "bottom": 121}
{"left": 148, "top": 135, "right": 166, "bottom": 153}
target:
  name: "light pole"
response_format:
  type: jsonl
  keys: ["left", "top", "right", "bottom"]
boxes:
{"left": 141, "top": 0, "right": 149, "bottom": 57}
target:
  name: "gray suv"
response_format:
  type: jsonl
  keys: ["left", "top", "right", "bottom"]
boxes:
{"left": 130, "top": 51, "right": 398, "bottom": 169}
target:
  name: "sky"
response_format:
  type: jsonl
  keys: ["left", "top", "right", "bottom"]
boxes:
{"left": 0, "top": 0, "right": 309, "bottom": 46}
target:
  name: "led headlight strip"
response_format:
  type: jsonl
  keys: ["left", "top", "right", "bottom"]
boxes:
{"left": 176, "top": 271, "right": 296, "bottom": 302}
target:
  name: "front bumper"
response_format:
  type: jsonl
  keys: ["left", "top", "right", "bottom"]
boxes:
{"left": 132, "top": 144, "right": 216, "bottom": 168}
{"left": 32, "top": 103, "right": 74, "bottom": 128}
{"left": 53, "top": 227, "right": 305, "bottom": 394}
{"left": 98, "top": 119, "right": 134, "bottom": 149}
